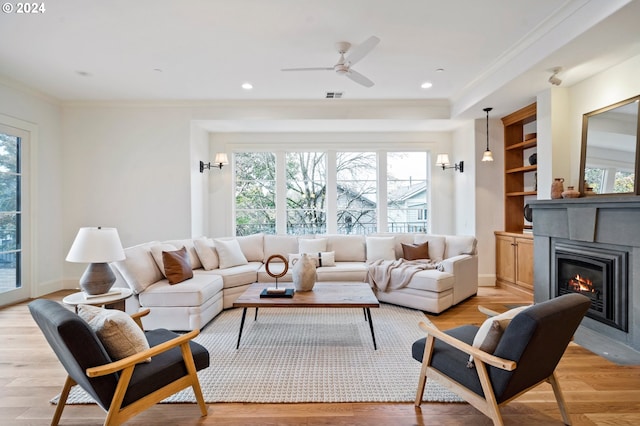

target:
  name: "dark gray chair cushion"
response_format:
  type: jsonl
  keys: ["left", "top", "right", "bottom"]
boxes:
{"left": 29, "top": 299, "right": 209, "bottom": 410}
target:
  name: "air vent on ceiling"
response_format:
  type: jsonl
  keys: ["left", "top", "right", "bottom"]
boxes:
{"left": 325, "top": 91, "right": 343, "bottom": 99}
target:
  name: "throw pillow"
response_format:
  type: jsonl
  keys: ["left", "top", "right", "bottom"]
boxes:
{"left": 162, "top": 246, "right": 194, "bottom": 284}
{"left": 150, "top": 243, "right": 181, "bottom": 277}
{"left": 467, "top": 304, "right": 531, "bottom": 368}
{"left": 193, "top": 237, "right": 219, "bottom": 270}
{"left": 366, "top": 236, "right": 396, "bottom": 262}
{"left": 402, "top": 241, "right": 429, "bottom": 260}
{"left": 289, "top": 251, "right": 336, "bottom": 267}
{"left": 214, "top": 238, "right": 249, "bottom": 269}
{"left": 78, "top": 304, "right": 151, "bottom": 362}
{"left": 299, "top": 238, "right": 327, "bottom": 254}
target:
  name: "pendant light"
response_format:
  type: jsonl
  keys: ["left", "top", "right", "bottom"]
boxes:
{"left": 482, "top": 107, "right": 494, "bottom": 162}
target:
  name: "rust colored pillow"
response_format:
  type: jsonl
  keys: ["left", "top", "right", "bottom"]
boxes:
{"left": 162, "top": 246, "right": 193, "bottom": 284}
{"left": 402, "top": 242, "right": 429, "bottom": 260}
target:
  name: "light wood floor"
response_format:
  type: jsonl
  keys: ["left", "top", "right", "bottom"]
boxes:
{"left": 2, "top": 287, "right": 640, "bottom": 425}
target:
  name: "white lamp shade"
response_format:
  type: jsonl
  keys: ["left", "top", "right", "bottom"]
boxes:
{"left": 435, "top": 153, "right": 450, "bottom": 166}
{"left": 214, "top": 152, "right": 229, "bottom": 165}
{"left": 482, "top": 150, "right": 494, "bottom": 162}
{"left": 66, "top": 227, "right": 125, "bottom": 263}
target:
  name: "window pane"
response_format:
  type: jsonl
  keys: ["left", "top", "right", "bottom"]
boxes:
{"left": 584, "top": 167, "right": 604, "bottom": 193}
{"left": 387, "top": 152, "right": 428, "bottom": 233}
{"left": 0, "top": 251, "right": 19, "bottom": 291}
{"left": 286, "top": 152, "right": 326, "bottom": 235}
{"left": 235, "top": 152, "right": 276, "bottom": 235}
{"left": 337, "top": 152, "right": 377, "bottom": 234}
{"left": 614, "top": 170, "right": 634, "bottom": 193}
{"left": 0, "top": 213, "right": 19, "bottom": 251}
{"left": 0, "top": 174, "right": 18, "bottom": 211}
{"left": 0, "top": 134, "right": 19, "bottom": 174}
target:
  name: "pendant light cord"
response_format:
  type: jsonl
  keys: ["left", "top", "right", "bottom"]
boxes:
{"left": 484, "top": 107, "right": 493, "bottom": 150}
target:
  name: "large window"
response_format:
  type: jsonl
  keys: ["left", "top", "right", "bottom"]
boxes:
{"left": 233, "top": 150, "right": 430, "bottom": 235}
{"left": 0, "top": 132, "right": 21, "bottom": 294}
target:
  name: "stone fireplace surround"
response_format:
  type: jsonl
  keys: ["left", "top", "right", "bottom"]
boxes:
{"left": 530, "top": 196, "right": 640, "bottom": 352}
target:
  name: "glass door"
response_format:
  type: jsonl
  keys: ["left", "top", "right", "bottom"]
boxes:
{"left": 0, "top": 124, "right": 29, "bottom": 307}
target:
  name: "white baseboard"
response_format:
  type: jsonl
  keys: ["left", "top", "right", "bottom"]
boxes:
{"left": 478, "top": 274, "right": 496, "bottom": 287}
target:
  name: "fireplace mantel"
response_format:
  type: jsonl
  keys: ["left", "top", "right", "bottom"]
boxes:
{"left": 529, "top": 196, "right": 640, "bottom": 351}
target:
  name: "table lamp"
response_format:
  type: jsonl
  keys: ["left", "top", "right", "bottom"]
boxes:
{"left": 66, "top": 227, "right": 126, "bottom": 295}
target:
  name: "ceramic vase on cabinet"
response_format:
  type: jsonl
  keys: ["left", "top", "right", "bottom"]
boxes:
{"left": 551, "top": 178, "right": 565, "bottom": 199}
{"left": 562, "top": 186, "right": 580, "bottom": 198}
{"left": 291, "top": 253, "right": 317, "bottom": 291}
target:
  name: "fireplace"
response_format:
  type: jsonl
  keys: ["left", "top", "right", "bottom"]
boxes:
{"left": 554, "top": 243, "right": 628, "bottom": 331}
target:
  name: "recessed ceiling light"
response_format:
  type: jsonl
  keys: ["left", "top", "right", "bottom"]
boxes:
{"left": 153, "top": 68, "right": 163, "bottom": 72}
{"left": 241, "top": 82, "right": 253, "bottom": 90}
{"left": 420, "top": 81, "right": 433, "bottom": 89}
{"left": 76, "top": 71, "right": 92, "bottom": 77}
{"left": 436, "top": 68, "right": 445, "bottom": 72}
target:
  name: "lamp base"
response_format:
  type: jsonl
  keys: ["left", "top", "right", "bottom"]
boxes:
{"left": 79, "top": 263, "right": 116, "bottom": 295}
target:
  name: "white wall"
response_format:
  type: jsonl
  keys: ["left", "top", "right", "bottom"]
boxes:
{"left": 474, "top": 117, "right": 503, "bottom": 286}
{"left": 0, "top": 80, "right": 64, "bottom": 297}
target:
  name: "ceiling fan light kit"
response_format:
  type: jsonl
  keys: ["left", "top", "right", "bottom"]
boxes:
{"left": 281, "top": 36, "right": 380, "bottom": 88}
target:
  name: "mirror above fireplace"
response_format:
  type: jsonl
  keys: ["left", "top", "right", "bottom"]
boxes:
{"left": 579, "top": 95, "right": 640, "bottom": 196}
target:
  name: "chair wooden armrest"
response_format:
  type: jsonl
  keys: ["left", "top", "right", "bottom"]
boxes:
{"left": 477, "top": 305, "right": 501, "bottom": 317}
{"left": 86, "top": 329, "right": 200, "bottom": 378}
{"left": 130, "top": 309, "right": 151, "bottom": 330}
{"left": 418, "top": 321, "right": 516, "bottom": 371}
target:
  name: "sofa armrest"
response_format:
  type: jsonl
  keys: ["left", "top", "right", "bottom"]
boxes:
{"left": 440, "top": 254, "right": 478, "bottom": 304}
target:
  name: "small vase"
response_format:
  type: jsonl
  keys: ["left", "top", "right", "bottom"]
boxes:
{"left": 291, "top": 253, "right": 317, "bottom": 292}
{"left": 551, "top": 178, "right": 564, "bottom": 199}
{"left": 562, "top": 186, "right": 580, "bottom": 198}
{"left": 528, "top": 153, "right": 537, "bottom": 165}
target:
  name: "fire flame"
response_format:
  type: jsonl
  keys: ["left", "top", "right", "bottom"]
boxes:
{"left": 568, "top": 274, "right": 595, "bottom": 293}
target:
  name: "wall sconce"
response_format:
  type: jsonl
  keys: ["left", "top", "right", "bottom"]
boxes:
{"left": 436, "top": 153, "right": 463, "bottom": 173}
{"left": 482, "top": 107, "right": 494, "bottom": 162}
{"left": 548, "top": 67, "right": 562, "bottom": 86}
{"left": 200, "top": 152, "right": 229, "bottom": 172}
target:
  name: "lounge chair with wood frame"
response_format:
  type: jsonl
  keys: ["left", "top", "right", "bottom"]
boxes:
{"left": 28, "top": 299, "right": 210, "bottom": 426}
{"left": 412, "top": 293, "right": 591, "bottom": 426}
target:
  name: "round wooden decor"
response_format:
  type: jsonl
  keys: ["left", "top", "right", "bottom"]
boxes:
{"left": 265, "top": 254, "right": 288, "bottom": 279}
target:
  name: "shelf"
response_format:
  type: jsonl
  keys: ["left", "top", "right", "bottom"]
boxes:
{"left": 506, "top": 190, "right": 537, "bottom": 197}
{"left": 506, "top": 165, "right": 537, "bottom": 174}
{"left": 506, "top": 138, "right": 537, "bottom": 150}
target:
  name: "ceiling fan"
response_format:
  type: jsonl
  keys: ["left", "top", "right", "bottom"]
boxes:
{"left": 281, "top": 36, "right": 380, "bottom": 88}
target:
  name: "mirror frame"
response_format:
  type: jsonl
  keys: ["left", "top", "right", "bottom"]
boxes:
{"left": 579, "top": 95, "right": 640, "bottom": 196}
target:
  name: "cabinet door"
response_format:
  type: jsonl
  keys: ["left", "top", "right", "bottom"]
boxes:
{"left": 496, "top": 235, "right": 515, "bottom": 283}
{"left": 515, "top": 237, "right": 534, "bottom": 290}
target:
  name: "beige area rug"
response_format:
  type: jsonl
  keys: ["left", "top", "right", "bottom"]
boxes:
{"left": 55, "top": 303, "right": 463, "bottom": 404}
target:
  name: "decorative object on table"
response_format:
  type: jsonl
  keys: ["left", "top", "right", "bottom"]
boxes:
{"left": 551, "top": 178, "right": 565, "bottom": 199}
{"left": 65, "top": 227, "right": 125, "bottom": 295}
{"left": 562, "top": 186, "right": 580, "bottom": 198}
{"left": 262, "top": 254, "right": 294, "bottom": 298}
{"left": 528, "top": 152, "right": 537, "bottom": 165}
{"left": 291, "top": 252, "right": 317, "bottom": 291}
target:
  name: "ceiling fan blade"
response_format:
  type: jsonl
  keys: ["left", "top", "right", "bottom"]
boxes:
{"left": 281, "top": 67, "right": 333, "bottom": 71}
{"left": 345, "top": 69, "right": 374, "bottom": 87}
{"left": 345, "top": 36, "right": 380, "bottom": 66}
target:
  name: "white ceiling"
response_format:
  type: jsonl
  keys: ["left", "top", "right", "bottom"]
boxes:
{"left": 1, "top": 0, "right": 639, "bottom": 130}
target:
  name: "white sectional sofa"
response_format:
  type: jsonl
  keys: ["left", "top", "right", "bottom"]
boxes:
{"left": 111, "top": 233, "right": 478, "bottom": 331}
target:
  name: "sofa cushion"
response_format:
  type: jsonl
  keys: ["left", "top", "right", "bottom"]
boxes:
{"left": 77, "top": 304, "right": 151, "bottom": 362}
{"left": 289, "top": 251, "right": 335, "bottom": 267}
{"left": 445, "top": 235, "right": 477, "bottom": 258}
{"left": 201, "top": 262, "right": 262, "bottom": 289}
{"left": 402, "top": 241, "right": 429, "bottom": 260}
{"left": 405, "top": 269, "right": 454, "bottom": 293}
{"left": 299, "top": 238, "right": 327, "bottom": 253}
{"left": 366, "top": 236, "right": 397, "bottom": 262}
{"left": 324, "top": 234, "right": 366, "bottom": 262}
{"left": 214, "top": 238, "right": 249, "bottom": 269}
{"left": 193, "top": 237, "right": 219, "bottom": 270}
{"left": 162, "top": 247, "right": 194, "bottom": 284}
{"left": 413, "top": 235, "right": 446, "bottom": 262}
{"left": 150, "top": 243, "right": 185, "bottom": 277}
{"left": 138, "top": 274, "right": 224, "bottom": 307}
{"left": 263, "top": 235, "right": 298, "bottom": 262}
{"left": 236, "top": 233, "right": 265, "bottom": 262}
{"left": 113, "top": 242, "right": 163, "bottom": 294}
{"left": 316, "top": 262, "right": 368, "bottom": 282}
{"left": 164, "top": 239, "right": 202, "bottom": 269}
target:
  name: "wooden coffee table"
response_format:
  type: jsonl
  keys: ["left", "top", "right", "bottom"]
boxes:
{"left": 232, "top": 282, "right": 380, "bottom": 350}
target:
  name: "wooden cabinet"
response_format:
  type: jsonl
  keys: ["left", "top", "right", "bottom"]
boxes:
{"left": 495, "top": 232, "right": 533, "bottom": 296}
{"left": 501, "top": 103, "right": 537, "bottom": 233}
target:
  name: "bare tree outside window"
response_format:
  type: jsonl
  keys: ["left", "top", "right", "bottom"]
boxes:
{"left": 286, "top": 152, "right": 326, "bottom": 235}
{"left": 235, "top": 152, "right": 276, "bottom": 235}
{"left": 337, "top": 152, "right": 377, "bottom": 234}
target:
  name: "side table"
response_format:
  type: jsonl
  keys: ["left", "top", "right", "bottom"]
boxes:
{"left": 62, "top": 288, "right": 133, "bottom": 313}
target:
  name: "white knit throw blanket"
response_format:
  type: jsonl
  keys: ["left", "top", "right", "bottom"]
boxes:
{"left": 367, "top": 258, "right": 442, "bottom": 292}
